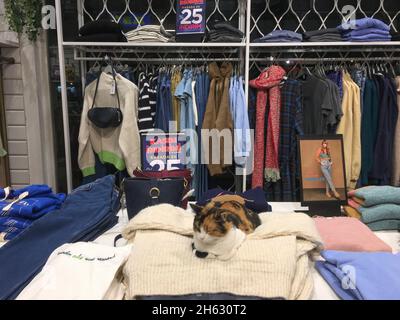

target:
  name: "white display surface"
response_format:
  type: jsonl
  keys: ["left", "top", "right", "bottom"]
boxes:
{"left": 93, "top": 203, "right": 400, "bottom": 300}
{"left": 1, "top": 203, "right": 396, "bottom": 299}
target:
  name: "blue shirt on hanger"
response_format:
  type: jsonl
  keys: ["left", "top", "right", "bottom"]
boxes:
{"left": 175, "top": 69, "right": 197, "bottom": 173}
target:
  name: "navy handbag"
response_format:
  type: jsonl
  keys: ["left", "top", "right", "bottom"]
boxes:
{"left": 123, "top": 176, "right": 186, "bottom": 220}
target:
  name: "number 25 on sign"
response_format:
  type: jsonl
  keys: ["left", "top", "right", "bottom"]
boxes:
{"left": 176, "top": 0, "right": 206, "bottom": 35}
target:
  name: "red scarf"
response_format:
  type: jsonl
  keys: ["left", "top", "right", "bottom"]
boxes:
{"left": 250, "top": 65, "right": 286, "bottom": 188}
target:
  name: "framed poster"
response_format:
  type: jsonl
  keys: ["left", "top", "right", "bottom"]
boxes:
{"left": 298, "top": 135, "right": 348, "bottom": 212}
{"left": 176, "top": 0, "right": 206, "bottom": 35}
{"left": 141, "top": 133, "right": 187, "bottom": 171}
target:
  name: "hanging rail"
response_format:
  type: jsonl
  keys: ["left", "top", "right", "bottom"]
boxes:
{"left": 251, "top": 56, "right": 400, "bottom": 63}
{"left": 73, "top": 56, "right": 242, "bottom": 63}
{"left": 250, "top": 45, "right": 400, "bottom": 54}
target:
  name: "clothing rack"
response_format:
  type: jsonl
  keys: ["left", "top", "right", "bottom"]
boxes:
{"left": 55, "top": 0, "right": 400, "bottom": 193}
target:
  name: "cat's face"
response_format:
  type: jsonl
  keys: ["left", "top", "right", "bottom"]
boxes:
{"left": 191, "top": 201, "right": 238, "bottom": 238}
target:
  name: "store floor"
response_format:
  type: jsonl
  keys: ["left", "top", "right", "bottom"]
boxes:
{"left": 303, "top": 188, "right": 346, "bottom": 201}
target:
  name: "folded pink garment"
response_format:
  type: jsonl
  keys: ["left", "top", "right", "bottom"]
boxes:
{"left": 314, "top": 217, "right": 392, "bottom": 252}
{"left": 347, "top": 198, "right": 361, "bottom": 209}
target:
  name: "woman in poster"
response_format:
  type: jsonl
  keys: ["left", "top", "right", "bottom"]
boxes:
{"left": 315, "top": 140, "right": 341, "bottom": 199}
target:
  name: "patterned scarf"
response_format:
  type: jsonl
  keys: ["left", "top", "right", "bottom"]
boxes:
{"left": 250, "top": 66, "right": 286, "bottom": 188}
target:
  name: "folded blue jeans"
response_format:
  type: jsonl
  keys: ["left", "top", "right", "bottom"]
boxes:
{"left": 0, "top": 175, "right": 120, "bottom": 300}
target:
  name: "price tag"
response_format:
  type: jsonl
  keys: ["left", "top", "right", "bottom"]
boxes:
{"left": 176, "top": 0, "right": 206, "bottom": 35}
{"left": 110, "top": 80, "right": 116, "bottom": 95}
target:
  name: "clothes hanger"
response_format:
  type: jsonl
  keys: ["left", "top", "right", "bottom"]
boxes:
{"left": 374, "top": 63, "right": 384, "bottom": 77}
{"left": 387, "top": 62, "right": 396, "bottom": 78}
{"left": 395, "top": 62, "right": 400, "bottom": 76}
{"left": 89, "top": 60, "right": 101, "bottom": 73}
{"left": 286, "top": 61, "right": 299, "bottom": 78}
{"left": 383, "top": 63, "right": 389, "bottom": 75}
{"left": 368, "top": 61, "right": 373, "bottom": 79}
{"left": 102, "top": 55, "right": 116, "bottom": 75}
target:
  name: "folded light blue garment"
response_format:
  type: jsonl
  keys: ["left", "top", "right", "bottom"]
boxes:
{"left": 316, "top": 251, "right": 400, "bottom": 300}
{"left": 342, "top": 27, "right": 390, "bottom": 37}
{"left": 338, "top": 17, "right": 390, "bottom": 32}
{"left": 354, "top": 186, "right": 400, "bottom": 206}
{"left": 342, "top": 34, "right": 391, "bottom": 42}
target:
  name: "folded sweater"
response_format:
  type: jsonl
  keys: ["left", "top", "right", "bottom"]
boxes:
{"left": 342, "top": 34, "right": 391, "bottom": 42}
{"left": 348, "top": 186, "right": 400, "bottom": 206}
{"left": 1, "top": 185, "right": 56, "bottom": 200}
{"left": 256, "top": 30, "right": 302, "bottom": 42}
{"left": 305, "top": 35, "right": 343, "bottom": 42}
{"left": 313, "top": 217, "right": 392, "bottom": 252}
{"left": 338, "top": 17, "right": 390, "bottom": 32}
{"left": 0, "top": 196, "right": 65, "bottom": 220}
{"left": 0, "top": 226, "right": 21, "bottom": 241}
{"left": 303, "top": 28, "right": 340, "bottom": 39}
{"left": 316, "top": 250, "right": 400, "bottom": 300}
{"left": 342, "top": 27, "right": 390, "bottom": 37}
{"left": 0, "top": 217, "right": 32, "bottom": 230}
{"left": 359, "top": 204, "right": 400, "bottom": 225}
{"left": 212, "top": 22, "right": 244, "bottom": 37}
{"left": 79, "top": 20, "right": 123, "bottom": 36}
{"left": 76, "top": 33, "right": 127, "bottom": 42}
{"left": 343, "top": 204, "right": 400, "bottom": 231}
{"left": 122, "top": 205, "right": 322, "bottom": 300}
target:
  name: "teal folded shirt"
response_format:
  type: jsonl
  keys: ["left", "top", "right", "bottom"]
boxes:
{"left": 355, "top": 186, "right": 400, "bottom": 207}
{"left": 367, "top": 220, "right": 400, "bottom": 231}
{"left": 360, "top": 204, "right": 400, "bottom": 223}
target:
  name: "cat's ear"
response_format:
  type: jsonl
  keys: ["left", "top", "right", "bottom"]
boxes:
{"left": 190, "top": 203, "right": 204, "bottom": 215}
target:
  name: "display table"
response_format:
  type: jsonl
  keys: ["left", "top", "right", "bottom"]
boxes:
{"left": 93, "top": 203, "right": 399, "bottom": 300}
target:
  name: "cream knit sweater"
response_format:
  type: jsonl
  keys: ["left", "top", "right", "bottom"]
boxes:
{"left": 78, "top": 72, "right": 141, "bottom": 177}
{"left": 337, "top": 72, "right": 361, "bottom": 190}
{"left": 122, "top": 204, "right": 323, "bottom": 300}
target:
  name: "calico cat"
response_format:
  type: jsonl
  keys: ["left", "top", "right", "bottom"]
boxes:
{"left": 190, "top": 196, "right": 262, "bottom": 259}
{"left": 191, "top": 195, "right": 262, "bottom": 237}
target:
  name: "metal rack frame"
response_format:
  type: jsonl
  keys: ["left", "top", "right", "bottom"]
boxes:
{"left": 56, "top": 0, "right": 400, "bottom": 192}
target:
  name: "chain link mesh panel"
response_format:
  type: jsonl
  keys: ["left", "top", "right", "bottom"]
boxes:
{"left": 80, "top": 0, "right": 242, "bottom": 31}
{"left": 250, "top": 0, "right": 400, "bottom": 40}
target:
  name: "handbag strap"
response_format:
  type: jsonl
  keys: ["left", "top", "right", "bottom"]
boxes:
{"left": 133, "top": 169, "right": 192, "bottom": 180}
{"left": 90, "top": 56, "right": 121, "bottom": 110}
